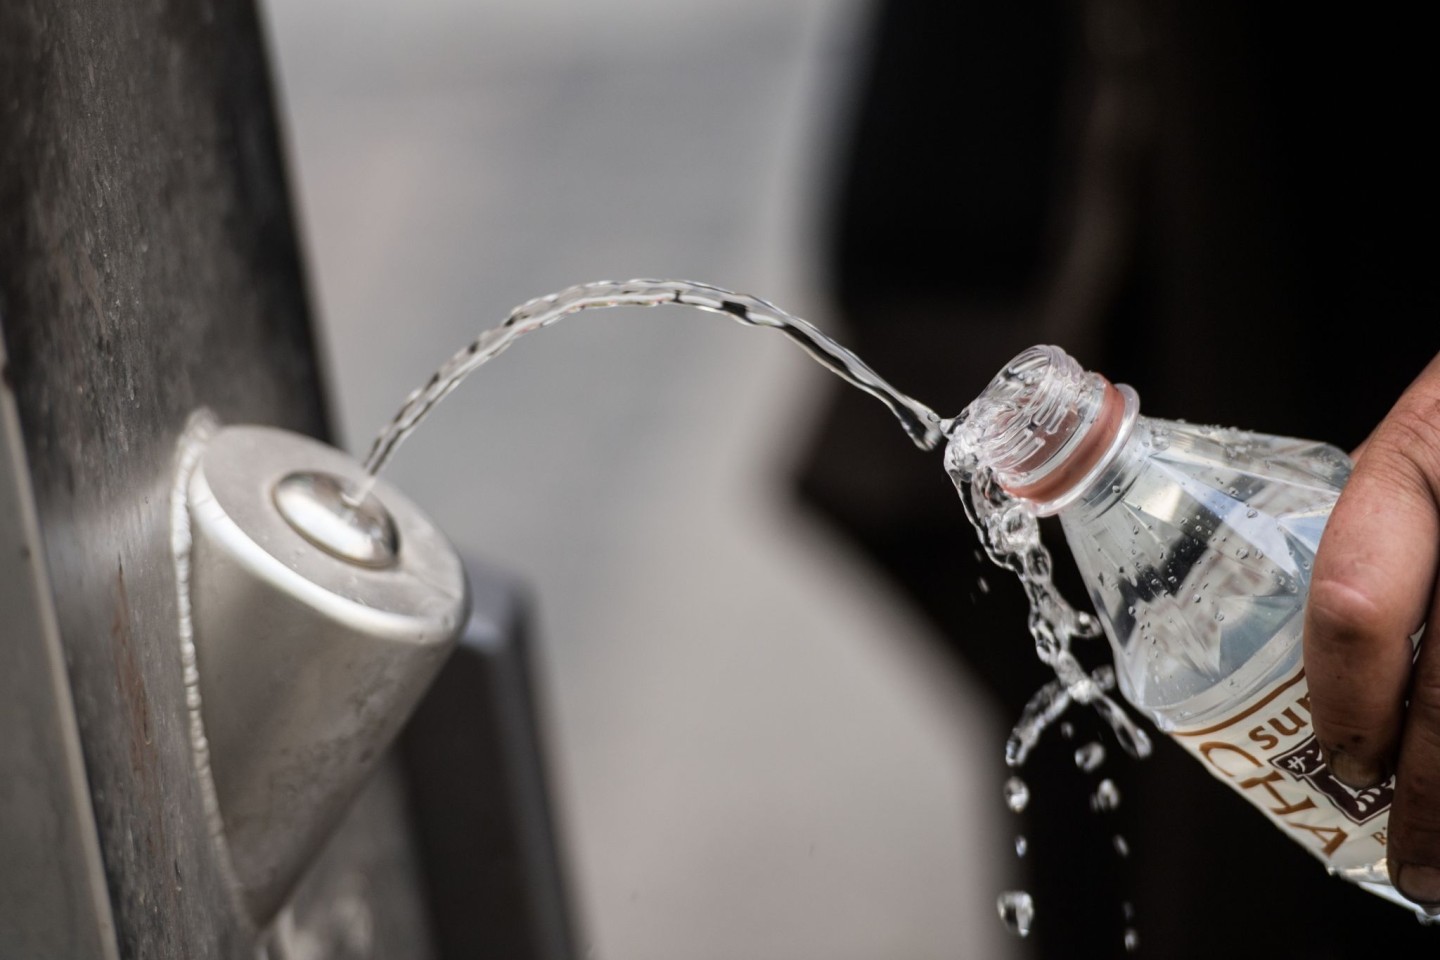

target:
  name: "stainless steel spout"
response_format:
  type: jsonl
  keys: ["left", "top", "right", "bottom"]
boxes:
{"left": 185, "top": 425, "right": 468, "bottom": 922}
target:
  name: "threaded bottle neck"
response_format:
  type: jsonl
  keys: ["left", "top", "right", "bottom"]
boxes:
{"left": 961, "top": 345, "right": 1134, "bottom": 513}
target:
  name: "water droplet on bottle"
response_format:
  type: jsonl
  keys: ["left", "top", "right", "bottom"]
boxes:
{"left": 1214, "top": 610, "right": 1226, "bottom": 622}
{"left": 1113, "top": 834, "right": 1130, "bottom": 857}
{"left": 1192, "top": 594, "right": 1202, "bottom": 603}
{"left": 1075, "top": 742, "right": 1106, "bottom": 772}
{"left": 1127, "top": 605, "right": 1136, "bottom": 616}
{"left": 997, "top": 891, "right": 1034, "bottom": 937}
{"left": 1004, "top": 777, "right": 1030, "bottom": 813}
{"left": 1246, "top": 507, "right": 1258, "bottom": 518}
{"left": 1091, "top": 779, "right": 1121, "bottom": 811}
{"left": 1014, "top": 835, "right": 1028, "bottom": 856}
{"left": 1124, "top": 928, "right": 1139, "bottom": 952}
{"left": 1236, "top": 548, "right": 1249, "bottom": 559}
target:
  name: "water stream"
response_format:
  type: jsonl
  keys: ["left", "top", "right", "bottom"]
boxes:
{"left": 354, "top": 279, "right": 947, "bottom": 495}
{"left": 355, "top": 276, "right": 1151, "bottom": 765}
{"left": 354, "top": 278, "right": 1150, "bottom": 946}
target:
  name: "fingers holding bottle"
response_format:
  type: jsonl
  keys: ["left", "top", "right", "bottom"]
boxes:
{"left": 1391, "top": 600, "right": 1440, "bottom": 907}
{"left": 1302, "top": 352, "right": 1440, "bottom": 901}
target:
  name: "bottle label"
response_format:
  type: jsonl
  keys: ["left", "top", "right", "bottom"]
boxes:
{"left": 1172, "top": 668, "right": 1392, "bottom": 872}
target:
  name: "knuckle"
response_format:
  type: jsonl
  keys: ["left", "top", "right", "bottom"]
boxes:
{"left": 1373, "top": 400, "right": 1440, "bottom": 494}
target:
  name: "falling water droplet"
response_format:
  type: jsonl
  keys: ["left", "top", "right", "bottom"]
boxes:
{"left": 1091, "top": 779, "right": 1121, "bottom": 812}
{"left": 1060, "top": 722, "right": 1075, "bottom": 739}
{"left": 1014, "top": 835, "right": 1028, "bottom": 857}
{"left": 1122, "top": 901, "right": 1134, "bottom": 920}
{"left": 1075, "top": 742, "right": 1106, "bottom": 772}
{"left": 997, "top": 891, "right": 1035, "bottom": 937}
{"left": 1124, "top": 928, "right": 1140, "bottom": 952}
{"left": 977, "top": 576, "right": 991, "bottom": 594}
{"left": 1004, "top": 777, "right": 1030, "bottom": 813}
{"left": 1113, "top": 835, "right": 1130, "bottom": 857}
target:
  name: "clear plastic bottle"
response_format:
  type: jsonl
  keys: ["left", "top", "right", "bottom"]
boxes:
{"left": 961, "top": 345, "right": 1413, "bottom": 910}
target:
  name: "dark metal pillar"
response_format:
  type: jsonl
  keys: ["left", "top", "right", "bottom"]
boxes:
{"left": 0, "top": 2, "right": 423, "bottom": 956}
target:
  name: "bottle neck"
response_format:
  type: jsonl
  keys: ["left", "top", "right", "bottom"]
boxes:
{"left": 1005, "top": 379, "right": 1132, "bottom": 510}
{"left": 961, "top": 345, "right": 1141, "bottom": 515}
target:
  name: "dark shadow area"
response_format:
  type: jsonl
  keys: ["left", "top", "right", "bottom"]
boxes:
{"left": 797, "top": 1, "right": 1437, "bottom": 956}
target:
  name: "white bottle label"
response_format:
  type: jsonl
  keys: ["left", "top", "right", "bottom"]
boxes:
{"left": 1172, "top": 668, "right": 1392, "bottom": 874}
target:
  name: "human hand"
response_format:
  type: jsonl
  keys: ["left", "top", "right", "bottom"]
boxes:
{"left": 1305, "top": 351, "right": 1440, "bottom": 907}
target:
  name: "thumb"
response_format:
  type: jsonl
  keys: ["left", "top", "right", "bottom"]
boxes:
{"left": 1304, "top": 353, "right": 1440, "bottom": 787}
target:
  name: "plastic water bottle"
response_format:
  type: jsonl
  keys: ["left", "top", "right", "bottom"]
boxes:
{"left": 961, "top": 345, "right": 1413, "bottom": 910}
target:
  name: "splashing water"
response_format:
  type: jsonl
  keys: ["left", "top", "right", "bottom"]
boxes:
{"left": 997, "top": 891, "right": 1035, "bottom": 938}
{"left": 351, "top": 281, "right": 1151, "bottom": 765}
{"left": 1075, "top": 742, "right": 1106, "bottom": 773}
{"left": 354, "top": 279, "right": 947, "bottom": 499}
{"left": 1003, "top": 777, "right": 1031, "bottom": 814}
{"left": 943, "top": 431, "right": 1153, "bottom": 767}
{"left": 1091, "top": 779, "right": 1122, "bottom": 812}
{"left": 352, "top": 278, "right": 1157, "bottom": 946}
{"left": 356, "top": 278, "right": 1150, "bottom": 766}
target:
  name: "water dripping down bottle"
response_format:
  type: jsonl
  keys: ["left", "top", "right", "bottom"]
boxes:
{"left": 952, "top": 344, "right": 1422, "bottom": 915}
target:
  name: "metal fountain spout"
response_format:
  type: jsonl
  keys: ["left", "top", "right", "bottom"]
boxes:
{"left": 184, "top": 425, "right": 468, "bottom": 922}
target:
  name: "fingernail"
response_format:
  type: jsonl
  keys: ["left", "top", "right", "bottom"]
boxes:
{"left": 1324, "top": 749, "right": 1381, "bottom": 788}
{"left": 1394, "top": 864, "right": 1440, "bottom": 907}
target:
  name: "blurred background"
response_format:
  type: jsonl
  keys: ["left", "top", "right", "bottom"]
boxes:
{"left": 4, "top": 0, "right": 1433, "bottom": 957}
{"left": 261, "top": 0, "right": 1436, "bottom": 957}
{"left": 262, "top": 1, "right": 1013, "bottom": 959}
